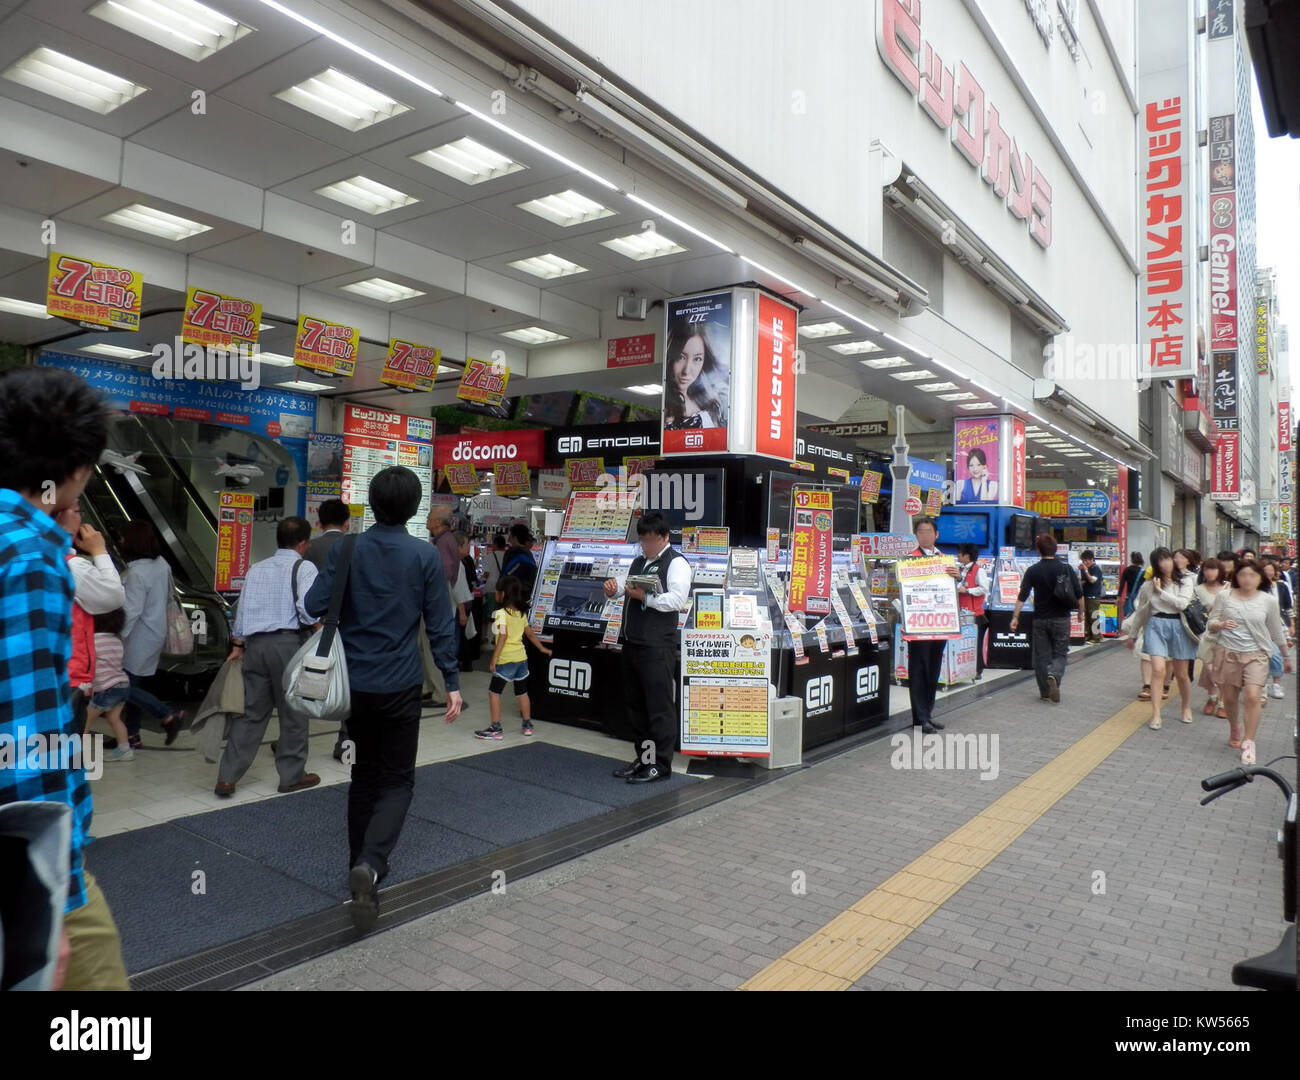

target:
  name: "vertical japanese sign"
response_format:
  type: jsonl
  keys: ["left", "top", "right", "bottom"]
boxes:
{"left": 1212, "top": 351, "right": 1239, "bottom": 431}
{"left": 1211, "top": 432, "right": 1240, "bottom": 500}
{"left": 1208, "top": 118, "right": 1237, "bottom": 351}
{"left": 662, "top": 291, "right": 731, "bottom": 454}
{"left": 46, "top": 252, "right": 142, "bottom": 330}
{"left": 381, "top": 339, "right": 440, "bottom": 392}
{"left": 754, "top": 293, "right": 797, "bottom": 461}
{"left": 788, "top": 488, "right": 833, "bottom": 615}
{"left": 342, "top": 405, "right": 434, "bottom": 538}
{"left": 953, "top": 418, "right": 1000, "bottom": 504}
{"left": 457, "top": 357, "right": 509, "bottom": 406}
{"left": 294, "top": 314, "right": 358, "bottom": 377}
{"left": 1255, "top": 300, "right": 1270, "bottom": 375}
{"left": 1139, "top": 94, "right": 1194, "bottom": 378}
{"left": 1208, "top": 0, "right": 1233, "bottom": 39}
{"left": 1009, "top": 416, "right": 1027, "bottom": 508}
{"left": 1280, "top": 402, "right": 1292, "bottom": 452}
{"left": 215, "top": 491, "right": 255, "bottom": 591}
{"left": 1109, "top": 465, "right": 1128, "bottom": 562}
{"left": 181, "top": 287, "right": 261, "bottom": 349}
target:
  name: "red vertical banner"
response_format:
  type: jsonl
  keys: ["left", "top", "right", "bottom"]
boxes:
{"left": 1110, "top": 465, "right": 1128, "bottom": 560}
{"left": 215, "top": 491, "right": 255, "bottom": 591}
{"left": 754, "top": 293, "right": 798, "bottom": 461}
{"left": 1009, "top": 416, "right": 1026, "bottom": 508}
{"left": 788, "top": 488, "right": 833, "bottom": 615}
{"left": 1211, "top": 432, "right": 1240, "bottom": 500}
{"left": 1279, "top": 401, "right": 1292, "bottom": 452}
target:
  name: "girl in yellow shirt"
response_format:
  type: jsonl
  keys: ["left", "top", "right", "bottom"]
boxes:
{"left": 476, "top": 576, "right": 552, "bottom": 740}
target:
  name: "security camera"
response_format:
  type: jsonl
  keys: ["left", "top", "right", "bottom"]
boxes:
{"left": 617, "top": 294, "right": 648, "bottom": 320}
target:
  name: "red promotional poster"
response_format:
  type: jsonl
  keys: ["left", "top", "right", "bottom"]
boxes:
{"left": 294, "top": 314, "right": 358, "bottom": 377}
{"left": 662, "top": 291, "right": 731, "bottom": 454}
{"left": 442, "top": 463, "right": 479, "bottom": 494}
{"left": 623, "top": 455, "right": 658, "bottom": 477}
{"left": 457, "top": 357, "right": 509, "bottom": 406}
{"left": 1280, "top": 402, "right": 1292, "bottom": 452}
{"left": 382, "top": 338, "right": 440, "bottom": 392}
{"left": 754, "top": 293, "right": 798, "bottom": 461}
{"left": 1027, "top": 489, "right": 1068, "bottom": 518}
{"left": 215, "top": 491, "right": 255, "bottom": 591}
{"left": 1208, "top": 192, "right": 1238, "bottom": 348}
{"left": 788, "top": 489, "right": 833, "bottom": 615}
{"left": 1211, "top": 432, "right": 1240, "bottom": 500}
{"left": 182, "top": 286, "right": 260, "bottom": 349}
{"left": 953, "top": 418, "right": 1000, "bottom": 504}
{"left": 434, "top": 429, "right": 548, "bottom": 468}
{"left": 1009, "top": 416, "right": 1027, "bottom": 507}
{"left": 46, "top": 251, "right": 142, "bottom": 331}
{"left": 606, "top": 333, "right": 656, "bottom": 368}
{"left": 1111, "top": 465, "right": 1128, "bottom": 560}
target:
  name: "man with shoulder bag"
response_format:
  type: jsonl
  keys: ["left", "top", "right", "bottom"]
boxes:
{"left": 215, "top": 517, "right": 320, "bottom": 798}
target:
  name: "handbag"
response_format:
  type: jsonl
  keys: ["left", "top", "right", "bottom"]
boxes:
{"left": 283, "top": 534, "right": 356, "bottom": 723}
{"left": 163, "top": 568, "right": 195, "bottom": 655}
{"left": 1181, "top": 597, "right": 1207, "bottom": 638}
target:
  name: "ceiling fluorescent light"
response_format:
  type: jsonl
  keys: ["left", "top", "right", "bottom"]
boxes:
{"left": 831, "top": 341, "right": 884, "bottom": 356}
{"left": 958, "top": 401, "right": 997, "bottom": 410}
{"left": 275, "top": 68, "right": 409, "bottom": 131}
{"left": 315, "top": 176, "right": 417, "bottom": 215}
{"left": 89, "top": 0, "right": 253, "bottom": 62}
{"left": 860, "top": 356, "right": 909, "bottom": 369}
{"left": 82, "top": 343, "right": 151, "bottom": 359}
{"left": 516, "top": 190, "right": 613, "bottom": 227}
{"left": 501, "top": 327, "right": 568, "bottom": 345}
{"left": 2, "top": 47, "right": 148, "bottom": 114}
{"left": 798, "top": 321, "right": 848, "bottom": 339}
{"left": 624, "top": 194, "right": 733, "bottom": 254}
{"left": 101, "top": 203, "right": 211, "bottom": 241}
{"left": 278, "top": 379, "right": 335, "bottom": 392}
{"left": 601, "top": 231, "right": 687, "bottom": 261}
{"left": 0, "top": 297, "right": 53, "bottom": 319}
{"left": 889, "top": 369, "right": 937, "bottom": 381}
{"left": 939, "top": 391, "right": 978, "bottom": 401}
{"left": 340, "top": 278, "right": 424, "bottom": 302}
{"left": 253, "top": 351, "right": 296, "bottom": 367}
{"left": 624, "top": 384, "right": 662, "bottom": 395}
{"left": 412, "top": 137, "right": 526, "bottom": 185}
{"left": 507, "top": 253, "right": 586, "bottom": 279}
{"left": 739, "top": 257, "right": 817, "bottom": 300}
{"left": 822, "top": 301, "right": 881, "bottom": 334}
{"left": 917, "top": 382, "right": 959, "bottom": 392}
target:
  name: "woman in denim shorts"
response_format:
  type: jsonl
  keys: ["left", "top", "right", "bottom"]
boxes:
{"left": 1125, "top": 547, "right": 1197, "bottom": 730}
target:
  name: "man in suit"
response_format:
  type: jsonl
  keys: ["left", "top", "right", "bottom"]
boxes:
{"left": 306, "top": 499, "right": 349, "bottom": 571}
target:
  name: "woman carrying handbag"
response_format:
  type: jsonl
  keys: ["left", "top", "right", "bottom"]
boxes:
{"left": 1123, "top": 547, "right": 1197, "bottom": 730}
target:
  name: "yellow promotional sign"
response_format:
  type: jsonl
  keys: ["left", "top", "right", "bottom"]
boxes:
{"left": 46, "top": 251, "right": 142, "bottom": 330}
{"left": 565, "top": 457, "right": 604, "bottom": 490}
{"left": 181, "top": 286, "right": 261, "bottom": 349}
{"left": 443, "top": 463, "right": 479, "bottom": 494}
{"left": 294, "top": 314, "right": 358, "bottom": 377}
{"left": 623, "top": 455, "right": 658, "bottom": 477}
{"left": 493, "top": 461, "right": 530, "bottom": 497}
{"left": 860, "top": 470, "right": 883, "bottom": 504}
{"left": 381, "top": 338, "right": 440, "bottom": 392}
{"left": 457, "top": 357, "right": 509, "bottom": 406}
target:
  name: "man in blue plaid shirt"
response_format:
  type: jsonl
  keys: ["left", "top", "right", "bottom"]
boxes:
{"left": 0, "top": 366, "right": 127, "bottom": 989}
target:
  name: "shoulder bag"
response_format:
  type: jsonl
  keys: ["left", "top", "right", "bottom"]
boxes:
{"left": 283, "top": 534, "right": 357, "bottom": 723}
{"left": 163, "top": 566, "right": 195, "bottom": 655}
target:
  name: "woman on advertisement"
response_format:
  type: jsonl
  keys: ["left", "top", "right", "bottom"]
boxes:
{"left": 663, "top": 321, "right": 727, "bottom": 431}
{"left": 957, "top": 447, "right": 998, "bottom": 504}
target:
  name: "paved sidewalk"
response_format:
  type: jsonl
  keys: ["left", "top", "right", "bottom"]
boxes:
{"left": 247, "top": 650, "right": 1294, "bottom": 991}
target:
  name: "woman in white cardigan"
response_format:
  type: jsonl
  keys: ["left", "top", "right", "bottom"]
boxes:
{"left": 1205, "top": 561, "right": 1292, "bottom": 765}
{"left": 1123, "top": 547, "right": 1197, "bottom": 730}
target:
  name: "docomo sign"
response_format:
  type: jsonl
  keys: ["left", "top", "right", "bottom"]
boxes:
{"left": 434, "top": 428, "right": 547, "bottom": 468}
{"left": 877, "top": 0, "right": 1052, "bottom": 247}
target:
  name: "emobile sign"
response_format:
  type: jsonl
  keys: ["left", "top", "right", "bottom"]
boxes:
{"left": 755, "top": 293, "right": 797, "bottom": 461}
{"left": 434, "top": 429, "right": 547, "bottom": 468}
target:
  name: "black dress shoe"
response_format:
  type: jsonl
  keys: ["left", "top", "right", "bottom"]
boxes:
{"left": 915, "top": 722, "right": 940, "bottom": 735}
{"left": 612, "top": 760, "right": 641, "bottom": 779}
{"left": 348, "top": 863, "right": 379, "bottom": 933}
{"left": 626, "top": 762, "right": 671, "bottom": 784}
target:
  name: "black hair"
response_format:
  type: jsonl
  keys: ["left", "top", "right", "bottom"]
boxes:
{"left": 965, "top": 447, "right": 988, "bottom": 468}
{"left": 957, "top": 543, "right": 980, "bottom": 562}
{"left": 636, "top": 512, "right": 670, "bottom": 538}
{"left": 1229, "top": 561, "right": 1270, "bottom": 591}
{"left": 318, "top": 498, "right": 349, "bottom": 528}
{"left": 1149, "top": 546, "right": 1184, "bottom": 585}
{"left": 369, "top": 466, "right": 422, "bottom": 526}
{"left": 1080, "top": 549, "right": 1095, "bottom": 560}
{"left": 913, "top": 516, "right": 938, "bottom": 535}
{"left": 492, "top": 532, "right": 507, "bottom": 549}
{"left": 1035, "top": 533, "right": 1058, "bottom": 557}
{"left": 277, "top": 516, "right": 311, "bottom": 548}
{"left": 1215, "top": 550, "right": 1236, "bottom": 562}
{"left": 508, "top": 523, "right": 533, "bottom": 547}
{"left": 0, "top": 366, "right": 109, "bottom": 493}
{"left": 1130, "top": 552, "right": 1144, "bottom": 565}
{"left": 119, "top": 520, "right": 161, "bottom": 561}
{"left": 93, "top": 607, "right": 125, "bottom": 635}
{"left": 498, "top": 574, "right": 527, "bottom": 615}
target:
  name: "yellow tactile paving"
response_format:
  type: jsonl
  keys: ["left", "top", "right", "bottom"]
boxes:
{"left": 739, "top": 702, "right": 1150, "bottom": 991}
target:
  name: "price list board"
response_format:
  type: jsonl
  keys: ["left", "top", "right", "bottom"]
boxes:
{"left": 680, "top": 629, "right": 772, "bottom": 757}
{"left": 558, "top": 491, "right": 634, "bottom": 542}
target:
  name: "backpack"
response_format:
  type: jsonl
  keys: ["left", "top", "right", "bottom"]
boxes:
{"left": 1051, "top": 565, "right": 1080, "bottom": 607}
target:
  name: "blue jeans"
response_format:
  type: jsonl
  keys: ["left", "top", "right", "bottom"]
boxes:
{"left": 123, "top": 670, "right": 172, "bottom": 736}
{"left": 1269, "top": 646, "right": 1283, "bottom": 678}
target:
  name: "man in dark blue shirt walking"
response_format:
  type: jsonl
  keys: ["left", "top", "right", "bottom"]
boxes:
{"left": 305, "top": 466, "right": 462, "bottom": 932}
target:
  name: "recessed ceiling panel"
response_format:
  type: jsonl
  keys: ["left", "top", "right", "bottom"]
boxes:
{"left": 393, "top": 203, "right": 548, "bottom": 263}
{"left": 0, "top": 156, "right": 116, "bottom": 215}
{"left": 196, "top": 230, "right": 369, "bottom": 285}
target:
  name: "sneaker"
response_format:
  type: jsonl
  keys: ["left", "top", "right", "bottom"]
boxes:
{"left": 1269, "top": 683, "right": 1284, "bottom": 699}
{"left": 1046, "top": 675, "right": 1060, "bottom": 703}
{"left": 522, "top": 720, "right": 534, "bottom": 736}
{"left": 1240, "top": 739, "right": 1256, "bottom": 765}
{"left": 474, "top": 723, "right": 504, "bottom": 740}
{"left": 107, "top": 746, "right": 134, "bottom": 762}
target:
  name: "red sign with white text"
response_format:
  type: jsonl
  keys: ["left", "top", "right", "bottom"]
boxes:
{"left": 433, "top": 428, "right": 547, "bottom": 468}
{"left": 605, "top": 333, "right": 656, "bottom": 368}
{"left": 382, "top": 338, "right": 440, "bottom": 392}
{"left": 755, "top": 294, "right": 798, "bottom": 461}
{"left": 215, "top": 491, "right": 255, "bottom": 591}
{"left": 789, "top": 489, "right": 833, "bottom": 615}
{"left": 1208, "top": 192, "right": 1238, "bottom": 348}
{"left": 1211, "top": 432, "right": 1239, "bottom": 500}
{"left": 1280, "top": 401, "right": 1292, "bottom": 452}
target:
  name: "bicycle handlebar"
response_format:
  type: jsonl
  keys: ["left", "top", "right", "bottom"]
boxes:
{"left": 1200, "top": 766, "right": 1296, "bottom": 801}
{"left": 1202, "top": 769, "right": 1248, "bottom": 792}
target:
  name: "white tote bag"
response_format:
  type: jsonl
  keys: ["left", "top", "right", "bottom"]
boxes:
{"left": 283, "top": 535, "right": 356, "bottom": 723}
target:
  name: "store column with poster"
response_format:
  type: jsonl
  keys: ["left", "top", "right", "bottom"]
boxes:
{"left": 341, "top": 404, "right": 434, "bottom": 538}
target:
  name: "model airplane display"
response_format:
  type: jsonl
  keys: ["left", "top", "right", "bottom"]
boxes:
{"left": 213, "top": 460, "right": 263, "bottom": 482}
{"left": 98, "top": 449, "right": 151, "bottom": 476}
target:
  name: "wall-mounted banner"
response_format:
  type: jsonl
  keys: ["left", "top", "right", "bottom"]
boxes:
{"left": 181, "top": 287, "right": 260, "bottom": 349}
{"left": 382, "top": 339, "right": 441, "bottom": 392}
{"left": 1009, "top": 417, "right": 1027, "bottom": 508}
{"left": 754, "top": 293, "right": 798, "bottom": 461}
{"left": 1067, "top": 489, "right": 1111, "bottom": 518}
{"left": 342, "top": 404, "right": 434, "bottom": 538}
{"left": 1208, "top": 113, "right": 1237, "bottom": 351}
{"left": 443, "top": 463, "right": 479, "bottom": 494}
{"left": 294, "top": 314, "right": 358, "bottom": 377}
{"left": 860, "top": 469, "right": 883, "bottom": 504}
{"left": 435, "top": 428, "right": 547, "bottom": 468}
{"left": 789, "top": 488, "right": 833, "bottom": 615}
{"left": 457, "top": 357, "right": 509, "bottom": 406}
{"left": 215, "top": 491, "right": 255, "bottom": 591}
{"left": 493, "top": 460, "right": 530, "bottom": 497}
{"left": 1027, "top": 489, "right": 1068, "bottom": 518}
{"left": 46, "top": 251, "right": 142, "bottom": 330}
{"left": 662, "top": 290, "right": 731, "bottom": 454}
{"left": 1211, "top": 431, "right": 1239, "bottom": 500}
{"left": 1212, "top": 351, "right": 1239, "bottom": 430}
{"left": 606, "top": 333, "right": 656, "bottom": 368}
{"left": 1255, "top": 300, "right": 1270, "bottom": 375}
{"left": 565, "top": 457, "right": 604, "bottom": 490}
{"left": 1280, "top": 402, "right": 1292, "bottom": 452}
{"left": 953, "top": 418, "right": 1000, "bottom": 504}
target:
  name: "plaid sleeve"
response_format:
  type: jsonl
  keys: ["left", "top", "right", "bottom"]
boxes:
{"left": 0, "top": 553, "right": 91, "bottom": 912}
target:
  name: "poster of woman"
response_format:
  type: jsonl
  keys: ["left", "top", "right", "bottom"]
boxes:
{"left": 954, "top": 418, "right": 1000, "bottom": 504}
{"left": 662, "top": 291, "right": 731, "bottom": 454}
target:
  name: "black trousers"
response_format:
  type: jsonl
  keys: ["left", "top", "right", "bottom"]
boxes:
{"left": 346, "top": 684, "right": 422, "bottom": 881}
{"left": 620, "top": 643, "right": 678, "bottom": 768}
{"left": 907, "top": 639, "right": 947, "bottom": 727}
{"left": 974, "top": 618, "right": 988, "bottom": 675}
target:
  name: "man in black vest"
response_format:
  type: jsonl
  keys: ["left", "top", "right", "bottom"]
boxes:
{"left": 602, "top": 513, "right": 693, "bottom": 783}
